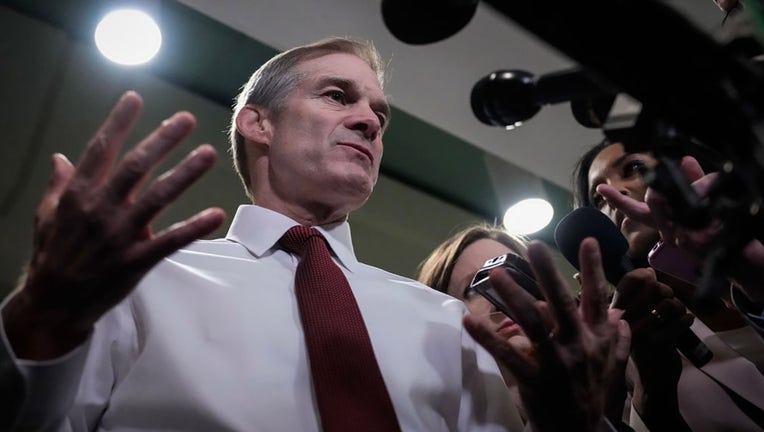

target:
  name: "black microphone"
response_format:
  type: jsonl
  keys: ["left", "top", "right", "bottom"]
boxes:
{"left": 470, "top": 67, "right": 616, "bottom": 129}
{"left": 554, "top": 207, "right": 713, "bottom": 368}
{"left": 381, "top": 0, "right": 479, "bottom": 45}
{"left": 554, "top": 207, "right": 633, "bottom": 286}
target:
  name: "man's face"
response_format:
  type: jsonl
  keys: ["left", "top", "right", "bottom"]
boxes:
{"left": 258, "top": 53, "right": 389, "bottom": 219}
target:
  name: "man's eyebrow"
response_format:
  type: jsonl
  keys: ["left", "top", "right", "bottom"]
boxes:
{"left": 316, "top": 76, "right": 354, "bottom": 91}
{"left": 316, "top": 76, "right": 390, "bottom": 120}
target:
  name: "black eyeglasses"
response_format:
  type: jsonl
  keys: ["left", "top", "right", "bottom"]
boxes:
{"left": 465, "top": 253, "right": 542, "bottom": 319}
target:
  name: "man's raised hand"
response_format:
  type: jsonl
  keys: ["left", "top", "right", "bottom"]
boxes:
{"left": 4, "top": 92, "right": 225, "bottom": 360}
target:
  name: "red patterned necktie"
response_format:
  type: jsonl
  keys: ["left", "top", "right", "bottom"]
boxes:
{"left": 279, "top": 226, "right": 401, "bottom": 432}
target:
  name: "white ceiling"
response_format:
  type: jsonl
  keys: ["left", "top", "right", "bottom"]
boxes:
{"left": 178, "top": 0, "right": 729, "bottom": 190}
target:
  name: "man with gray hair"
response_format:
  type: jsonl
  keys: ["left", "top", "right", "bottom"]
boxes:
{"left": 0, "top": 37, "right": 625, "bottom": 431}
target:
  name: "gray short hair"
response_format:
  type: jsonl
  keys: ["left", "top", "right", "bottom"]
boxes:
{"left": 229, "top": 37, "right": 386, "bottom": 199}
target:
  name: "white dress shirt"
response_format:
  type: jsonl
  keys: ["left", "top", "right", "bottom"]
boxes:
{"left": 1, "top": 205, "right": 524, "bottom": 432}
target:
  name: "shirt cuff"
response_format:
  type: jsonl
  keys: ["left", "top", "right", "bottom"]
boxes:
{"left": 0, "top": 293, "right": 91, "bottom": 429}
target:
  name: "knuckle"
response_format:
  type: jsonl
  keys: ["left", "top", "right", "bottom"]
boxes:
{"left": 89, "top": 133, "right": 110, "bottom": 155}
{"left": 119, "top": 155, "right": 146, "bottom": 180}
{"left": 135, "top": 182, "right": 174, "bottom": 220}
{"left": 57, "top": 186, "right": 88, "bottom": 216}
{"left": 150, "top": 177, "right": 175, "bottom": 202}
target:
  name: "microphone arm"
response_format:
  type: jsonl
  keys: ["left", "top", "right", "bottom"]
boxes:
{"left": 481, "top": 0, "right": 764, "bottom": 151}
{"left": 470, "top": 67, "right": 618, "bottom": 128}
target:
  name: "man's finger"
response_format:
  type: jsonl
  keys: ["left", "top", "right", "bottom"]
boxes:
{"left": 488, "top": 267, "right": 560, "bottom": 362}
{"left": 578, "top": 237, "right": 610, "bottom": 327}
{"left": 535, "top": 301, "right": 556, "bottom": 336}
{"left": 76, "top": 91, "right": 143, "bottom": 183}
{"left": 108, "top": 112, "right": 196, "bottom": 200}
{"left": 37, "top": 153, "right": 75, "bottom": 218}
{"left": 463, "top": 313, "right": 536, "bottom": 380}
{"left": 129, "top": 145, "right": 217, "bottom": 228}
{"left": 526, "top": 241, "right": 581, "bottom": 344}
{"left": 127, "top": 207, "right": 225, "bottom": 271}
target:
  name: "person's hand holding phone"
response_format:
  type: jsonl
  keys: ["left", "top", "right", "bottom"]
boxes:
{"left": 464, "top": 238, "right": 631, "bottom": 432}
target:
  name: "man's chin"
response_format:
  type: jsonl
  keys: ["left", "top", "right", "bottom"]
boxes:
{"left": 329, "top": 180, "right": 374, "bottom": 213}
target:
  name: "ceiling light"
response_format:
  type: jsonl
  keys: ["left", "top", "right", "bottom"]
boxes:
{"left": 503, "top": 198, "right": 554, "bottom": 235}
{"left": 95, "top": 9, "right": 162, "bottom": 66}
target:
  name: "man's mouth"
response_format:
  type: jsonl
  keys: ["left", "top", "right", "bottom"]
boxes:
{"left": 338, "top": 142, "right": 373, "bottom": 163}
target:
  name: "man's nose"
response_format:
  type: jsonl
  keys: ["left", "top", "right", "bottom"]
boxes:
{"left": 347, "top": 105, "right": 381, "bottom": 141}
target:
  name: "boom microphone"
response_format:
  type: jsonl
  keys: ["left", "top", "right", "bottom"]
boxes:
{"left": 381, "top": 0, "right": 479, "bottom": 45}
{"left": 555, "top": 207, "right": 713, "bottom": 368}
{"left": 470, "top": 67, "right": 616, "bottom": 128}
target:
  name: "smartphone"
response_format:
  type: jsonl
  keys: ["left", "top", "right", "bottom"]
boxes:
{"left": 647, "top": 240, "right": 702, "bottom": 286}
{"left": 647, "top": 240, "right": 734, "bottom": 327}
{"left": 468, "top": 253, "right": 542, "bottom": 318}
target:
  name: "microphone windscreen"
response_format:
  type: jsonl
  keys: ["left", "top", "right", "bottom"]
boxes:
{"left": 381, "top": 0, "right": 479, "bottom": 45}
{"left": 554, "top": 207, "right": 630, "bottom": 282}
{"left": 470, "top": 70, "right": 540, "bottom": 127}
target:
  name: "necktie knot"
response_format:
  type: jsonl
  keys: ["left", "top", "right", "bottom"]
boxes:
{"left": 279, "top": 226, "right": 325, "bottom": 256}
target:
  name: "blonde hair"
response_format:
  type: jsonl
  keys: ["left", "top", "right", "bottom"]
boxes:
{"left": 417, "top": 224, "right": 528, "bottom": 294}
{"left": 229, "top": 37, "right": 386, "bottom": 199}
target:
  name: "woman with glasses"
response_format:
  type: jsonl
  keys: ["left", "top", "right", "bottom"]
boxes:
{"left": 416, "top": 224, "right": 632, "bottom": 430}
{"left": 417, "top": 225, "right": 534, "bottom": 401}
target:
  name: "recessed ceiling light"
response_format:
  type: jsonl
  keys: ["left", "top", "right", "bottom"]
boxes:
{"left": 503, "top": 198, "right": 554, "bottom": 235}
{"left": 95, "top": 9, "right": 162, "bottom": 66}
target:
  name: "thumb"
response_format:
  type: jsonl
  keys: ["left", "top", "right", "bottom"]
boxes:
{"left": 37, "top": 153, "right": 75, "bottom": 217}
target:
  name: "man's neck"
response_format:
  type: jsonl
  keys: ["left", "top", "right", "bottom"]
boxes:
{"left": 252, "top": 198, "right": 349, "bottom": 227}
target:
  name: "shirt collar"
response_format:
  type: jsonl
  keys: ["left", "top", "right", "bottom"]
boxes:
{"left": 225, "top": 205, "right": 360, "bottom": 271}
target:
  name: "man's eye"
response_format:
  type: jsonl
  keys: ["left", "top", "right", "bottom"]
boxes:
{"left": 325, "top": 90, "right": 346, "bottom": 104}
{"left": 375, "top": 112, "right": 387, "bottom": 128}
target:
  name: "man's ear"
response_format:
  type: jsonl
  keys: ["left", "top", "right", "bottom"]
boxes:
{"left": 236, "top": 105, "right": 272, "bottom": 145}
